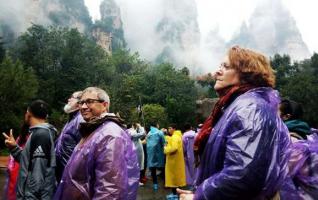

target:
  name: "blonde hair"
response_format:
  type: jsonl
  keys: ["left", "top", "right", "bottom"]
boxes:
{"left": 228, "top": 46, "right": 275, "bottom": 87}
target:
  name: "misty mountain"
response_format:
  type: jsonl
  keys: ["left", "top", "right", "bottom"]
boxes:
{"left": 92, "top": 0, "right": 126, "bottom": 53}
{"left": 155, "top": 0, "right": 201, "bottom": 73}
{"left": 0, "top": 0, "right": 125, "bottom": 52}
{"left": 47, "top": 0, "right": 92, "bottom": 33}
{"left": 0, "top": 0, "right": 92, "bottom": 45}
{"left": 228, "top": 0, "right": 310, "bottom": 60}
{"left": 0, "top": 0, "right": 312, "bottom": 74}
{"left": 200, "top": 27, "right": 227, "bottom": 71}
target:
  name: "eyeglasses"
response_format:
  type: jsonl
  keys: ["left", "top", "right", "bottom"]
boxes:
{"left": 219, "top": 62, "right": 231, "bottom": 70}
{"left": 77, "top": 99, "right": 104, "bottom": 106}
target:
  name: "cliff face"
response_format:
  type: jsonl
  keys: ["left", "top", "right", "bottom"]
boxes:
{"left": 92, "top": 28, "right": 112, "bottom": 54}
{"left": 155, "top": 0, "right": 201, "bottom": 73}
{"left": 0, "top": 0, "right": 92, "bottom": 45}
{"left": 47, "top": 0, "right": 92, "bottom": 33}
{"left": 0, "top": 0, "right": 126, "bottom": 52}
{"left": 228, "top": 0, "right": 310, "bottom": 60}
{"left": 92, "top": 0, "right": 125, "bottom": 51}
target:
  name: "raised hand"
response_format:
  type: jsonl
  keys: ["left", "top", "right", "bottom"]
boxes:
{"left": 2, "top": 129, "right": 17, "bottom": 149}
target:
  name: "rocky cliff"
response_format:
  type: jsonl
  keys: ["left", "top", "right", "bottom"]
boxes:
{"left": 228, "top": 0, "right": 310, "bottom": 60}
{"left": 155, "top": 0, "right": 201, "bottom": 73}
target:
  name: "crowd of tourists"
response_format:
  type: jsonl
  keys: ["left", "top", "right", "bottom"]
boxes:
{"left": 2, "top": 46, "right": 318, "bottom": 200}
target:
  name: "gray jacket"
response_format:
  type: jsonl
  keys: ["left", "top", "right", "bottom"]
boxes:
{"left": 10, "top": 123, "right": 57, "bottom": 200}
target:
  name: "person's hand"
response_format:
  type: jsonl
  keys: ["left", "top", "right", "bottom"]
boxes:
{"left": 141, "top": 138, "right": 146, "bottom": 144}
{"left": 177, "top": 188, "right": 194, "bottom": 200}
{"left": 2, "top": 129, "right": 17, "bottom": 149}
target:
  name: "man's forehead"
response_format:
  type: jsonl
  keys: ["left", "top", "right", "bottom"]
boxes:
{"left": 81, "top": 91, "right": 98, "bottom": 99}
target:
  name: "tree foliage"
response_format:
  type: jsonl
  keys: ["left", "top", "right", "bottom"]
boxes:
{"left": 1, "top": 25, "right": 198, "bottom": 133}
{"left": 0, "top": 58, "right": 38, "bottom": 138}
{"left": 0, "top": 37, "right": 5, "bottom": 62}
{"left": 10, "top": 25, "right": 108, "bottom": 109}
{"left": 271, "top": 53, "right": 318, "bottom": 127}
{"left": 130, "top": 104, "right": 168, "bottom": 128}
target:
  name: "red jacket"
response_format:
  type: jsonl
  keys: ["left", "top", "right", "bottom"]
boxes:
{"left": 5, "top": 136, "right": 28, "bottom": 200}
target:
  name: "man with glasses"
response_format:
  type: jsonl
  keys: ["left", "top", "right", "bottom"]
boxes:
{"left": 55, "top": 91, "right": 83, "bottom": 182}
{"left": 54, "top": 87, "right": 139, "bottom": 200}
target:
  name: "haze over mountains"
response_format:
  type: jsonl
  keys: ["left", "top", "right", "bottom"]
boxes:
{"left": 0, "top": 0, "right": 311, "bottom": 73}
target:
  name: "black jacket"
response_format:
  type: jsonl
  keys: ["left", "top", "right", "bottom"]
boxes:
{"left": 11, "top": 123, "right": 57, "bottom": 200}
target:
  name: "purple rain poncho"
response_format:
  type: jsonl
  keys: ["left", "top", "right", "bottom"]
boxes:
{"left": 55, "top": 111, "right": 83, "bottom": 181}
{"left": 182, "top": 130, "right": 197, "bottom": 186}
{"left": 280, "top": 129, "right": 318, "bottom": 200}
{"left": 54, "top": 120, "right": 139, "bottom": 200}
{"left": 194, "top": 87, "right": 291, "bottom": 200}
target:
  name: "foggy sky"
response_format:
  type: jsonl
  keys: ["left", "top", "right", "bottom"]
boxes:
{"left": 1, "top": 0, "right": 315, "bottom": 74}
{"left": 84, "top": 0, "right": 315, "bottom": 73}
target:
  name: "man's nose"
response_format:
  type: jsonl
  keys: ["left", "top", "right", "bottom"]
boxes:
{"left": 80, "top": 102, "right": 89, "bottom": 109}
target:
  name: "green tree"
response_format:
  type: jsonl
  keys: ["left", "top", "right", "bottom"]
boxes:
{"left": 310, "top": 53, "right": 318, "bottom": 74}
{"left": 108, "top": 49, "right": 149, "bottom": 118}
{"left": 280, "top": 73, "right": 318, "bottom": 127}
{"left": 130, "top": 104, "right": 168, "bottom": 128}
{"left": 270, "top": 54, "right": 297, "bottom": 89}
{"left": 270, "top": 53, "right": 318, "bottom": 127}
{"left": 141, "top": 63, "right": 198, "bottom": 126}
{"left": 0, "top": 58, "right": 38, "bottom": 144}
{"left": 0, "top": 37, "right": 5, "bottom": 62}
{"left": 10, "top": 25, "right": 108, "bottom": 109}
{"left": 196, "top": 73, "right": 217, "bottom": 98}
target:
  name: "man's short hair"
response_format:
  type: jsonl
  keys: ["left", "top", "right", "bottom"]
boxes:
{"left": 280, "top": 99, "right": 303, "bottom": 120}
{"left": 184, "top": 123, "right": 192, "bottom": 131}
{"left": 28, "top": 100, "right": 50, "bottom": 119}
{"left": 149, "top": 121, "right": 158, "bottom": 128}
{"left": 169, "top": 123, "right": 177, "bottom": 129}
{"left": 82, "top": 87, "right": 110, "bottom": 109}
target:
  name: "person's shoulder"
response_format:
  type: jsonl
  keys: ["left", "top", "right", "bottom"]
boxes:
{"left": 158, "top": 130, "right": 165, "bottom": 136}
{"left": 183, "top": 132, "right": 195, "bottom": 140}
{"left": 29, "top": 126, "right": 52, "bottom": 146}
{"left": 227, "top": 90, "right": 278, "bottom": 125}
{"left": 183, "top": 130, "right": 194, "bottom": 136}
{"left": 97, "top": 120, "right": 127, "bottom": 139}
{"left": 30, "top": 126, "right": 51, "bottom": 137}
{"left": 89, "top": 123, "right": 127, "bottom": 149}
{"left": 234, "top": 88, "right": 277, "bottom": 111}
